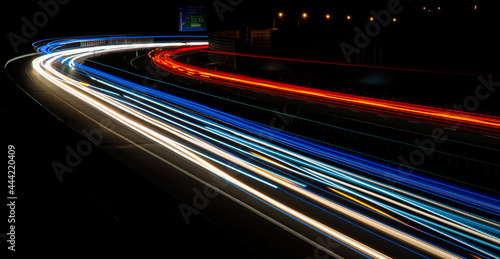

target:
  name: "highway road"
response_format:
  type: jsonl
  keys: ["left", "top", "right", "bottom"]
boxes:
{"left": 152, "top": 46, "right": 500, "bottom": 138}
{"left": 6, "top": 36, "right": 500, "bottom": 258}
{"left": 150, "top": 44, "right": 500, "bottom": 194}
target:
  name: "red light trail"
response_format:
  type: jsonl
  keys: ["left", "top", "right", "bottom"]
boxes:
{"left": 150, "top": 46, "right": 500, "bottom": 135}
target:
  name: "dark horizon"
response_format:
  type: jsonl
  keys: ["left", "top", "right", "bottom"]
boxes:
{"left": 4, "top": 0, "right": 498, "bottom": 66}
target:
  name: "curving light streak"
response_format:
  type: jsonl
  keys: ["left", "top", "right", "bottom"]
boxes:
{"left": 152, "top": 46, "right": 500, "bottom": 135}
{"left": 149, "top": 46, "right": 500, "bottom": 218}
{"left": 31, "top": 39, "right": 391, "bottom": 259}
{"left": 25, "top": 36, "right": 500, "bottom": 259}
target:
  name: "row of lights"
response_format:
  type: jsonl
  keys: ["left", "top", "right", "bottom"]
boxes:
{"left": 422, "top": 4, "right": 479, "bottom": 11}
{"left": 277, "top": 4, "right": 479, "bottom": 22}
{"left": 422, "top": 6, "right": 440, "bottom": 12}
{"left": 278, "top": 12, "right": 397, "bottom": 23}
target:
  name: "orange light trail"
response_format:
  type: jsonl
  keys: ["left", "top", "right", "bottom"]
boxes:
{"left": 327, "top": 187, "right": 408, "bottom": 226}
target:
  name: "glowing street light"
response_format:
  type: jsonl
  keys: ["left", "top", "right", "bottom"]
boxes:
{"left": 369, "top": 16, "right": 374, "bottom": 22}
{"left": 325, "top": 14, "right": 331, "bottom": 20}
{"left": 297, "top": 12, "right": 308, "bottom": 26}
{"left": 346, "top": 15, "right": 351, "bottom": 21}
{"left": 274, "top": 12, "right": 284, "bottom": 29}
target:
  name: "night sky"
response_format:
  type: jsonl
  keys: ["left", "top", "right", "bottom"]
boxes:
{"left": 3, "top": 0, "right": 498, "bottom": 70}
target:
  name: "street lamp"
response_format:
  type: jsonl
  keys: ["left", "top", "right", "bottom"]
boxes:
{"left": 346, "top": 15, "right": 351, "bottom": 21}
{"left": 298, "top": 12, "right": 308, "bottom": 26}
{"left": 274, "top": 12, "right": 284, "bottom": 29}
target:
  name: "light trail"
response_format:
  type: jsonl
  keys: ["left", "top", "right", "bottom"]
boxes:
{"left": 31, "top": 38, "right": 392, "bottom": 258}
{"left": 18, "top": 36, "right": 500, "bottom": 258}
{"left": 152, "top": 46, "right": 500, "bottom": 135}
{"left": 327, "top": 186, "right": 408, "bottom": 225}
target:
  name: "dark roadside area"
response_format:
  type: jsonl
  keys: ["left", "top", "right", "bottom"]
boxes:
{"left": 184, "top": 49, "right": 500, "bottom": 116}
